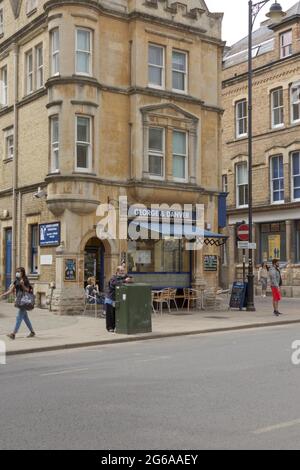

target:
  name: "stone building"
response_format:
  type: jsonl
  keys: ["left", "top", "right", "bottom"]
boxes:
{"left": 0, "top": 0, "right": 225, "bottom": 313}
{"left": 222, "top": 1, "right": 300, "bottom": 296}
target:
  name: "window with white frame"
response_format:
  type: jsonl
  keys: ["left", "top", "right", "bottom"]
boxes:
{"left": 5, "top": 129, "right": 14, "bottom": 160}
{"left": 36, "top": 44, "right": 43, "bottom": 89}
{"left": 280, "top": 30, "right": 292, "bottom": 58}
{"left": 292, "top": 151, "right": 300, "bottom": 201}
{"left": 291, "top": 83, "right": 300, "bottom": 123}
{"left": 26, "top": 0, "right": 38, "bottom": 15}
{"left": 0, "top": 9, "right": 4, "bottom": 35}
{"left": 271, "top": 88, "right": 284, "bottom": 128}
{"left": 172, "top": 50, "right": 188, "bottom": 93}
{"left": 76, "top": 116, "right": 92, "bottom": 172}
{"left": 236, "top": 99, "right": 247, "bottom": 137}
{"left": 148, "top": 127, "right": 164, "bottom": 178}
{"left": 222, "top": 174, "right": 228, "bottom": 193}
{"left": 271, "top": 155, "right": 284, "bottom": 203}
{"left": 236, "top": 162, "right": 248, "bottom": 208}
{"left": 148, "top": 45, "right": 164, "bottom": 89}
{"left": 26, "top": 50, "right": 33, "bottom": 94}
{"left": 51, "top": 29, "right": 60, "bottom": 76}
{"left": 1, "top": 66, "right": 8, "bottom": 107}
{"left": 50, "top": 116, "right": 59, "bottom": 172}
{"left": 173, "top": 130, "right": 188, "bottom": 181}
{"left": 76, "top": 28, "right": 92, "bottom": 76}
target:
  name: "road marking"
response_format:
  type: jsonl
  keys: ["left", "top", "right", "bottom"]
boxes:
{"left": 40, "top": 367, "right": 90, "bottom": 377}
{"left": 135, "top": 355, "right": 171, "bottom": 363}
{"left": 254, "top": 419, "right": 300, "bottom": 435}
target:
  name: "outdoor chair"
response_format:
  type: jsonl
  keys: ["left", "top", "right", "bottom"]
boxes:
{"left": 182, "top": 288, "right": 203, "bottom": 311}
{"left": 152, "top": 289, "right": 170, "bottom": 315}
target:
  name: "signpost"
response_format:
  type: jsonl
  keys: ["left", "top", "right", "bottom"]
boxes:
{"left": 39, "top": 222, "right": 61, "bottom": 247}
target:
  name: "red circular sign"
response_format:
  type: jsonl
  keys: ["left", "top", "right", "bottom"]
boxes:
{"left": 237, "top": 224, "right": 249, "bottom": 241}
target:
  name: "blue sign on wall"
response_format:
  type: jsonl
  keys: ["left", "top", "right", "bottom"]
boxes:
{"left": 39, "top": 222, "right": 61, "bottom": 247}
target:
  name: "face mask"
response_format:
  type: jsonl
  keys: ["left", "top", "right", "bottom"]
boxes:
{"left": 16, "top": 273, "right": 21, "bottom": 279}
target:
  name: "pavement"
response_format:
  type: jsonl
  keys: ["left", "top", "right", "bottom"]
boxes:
{"left": 0, "top": 296, "right": 300, "bottom": 356}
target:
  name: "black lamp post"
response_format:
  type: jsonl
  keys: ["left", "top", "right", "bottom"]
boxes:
{"left": 247, "top": 1, "right": 285, "bottom": 311}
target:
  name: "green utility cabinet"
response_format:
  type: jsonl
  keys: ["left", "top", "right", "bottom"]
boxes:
{"left": 115, "top": 284, "right": 152, "bottom": 334}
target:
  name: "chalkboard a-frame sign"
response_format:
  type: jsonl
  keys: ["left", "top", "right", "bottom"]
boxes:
{"left": 229, "top": 282, "right": 248, "bottom": 310}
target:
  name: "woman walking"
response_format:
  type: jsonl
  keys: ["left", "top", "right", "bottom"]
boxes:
{"left": 0, "top": 267, "right": 35, "bottom": 340}
{"left": 258, "top": 262, "right": 269, "bottom": 297}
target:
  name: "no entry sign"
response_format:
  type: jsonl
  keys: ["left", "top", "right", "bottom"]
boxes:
{"left": 237, "top": 224, "right": 249, "bottom": 242}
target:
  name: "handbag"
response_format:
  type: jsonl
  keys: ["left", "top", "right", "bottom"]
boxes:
{"left": 15, "top": 291, "right": 36, "bottom": 311}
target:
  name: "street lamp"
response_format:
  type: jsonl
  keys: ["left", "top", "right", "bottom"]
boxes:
{"left": 247, "top": 1, "right": 285, "bottom": 312}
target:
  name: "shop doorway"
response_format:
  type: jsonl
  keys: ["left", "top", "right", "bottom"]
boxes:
{"left": 84, "top": 237, "right": 105, "bottom": 291}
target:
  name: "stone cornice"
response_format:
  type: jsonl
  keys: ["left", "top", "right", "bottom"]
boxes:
{"left": 222, "top": 52, "right": 300, "bottom": 89}
{"left": 227, "top": 200, "right": 300, "bottom": 215}
{"left": 0, "top": 12, "right": 46, "bottom": 55}
{"left": 45, "top": 77, "right": 223, "bottom": 113}
{"left": 17, "top": 88, "right": 47, "bottom": 108}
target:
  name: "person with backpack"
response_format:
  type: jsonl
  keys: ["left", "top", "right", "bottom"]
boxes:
{"left": 269, "top": 259, "right": 283, "bottom": 316}
{"left": 0, "top": 267, "right": 36, "bottom": 340}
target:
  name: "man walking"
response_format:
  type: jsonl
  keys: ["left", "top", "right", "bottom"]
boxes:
{"left": 269, "top": 259, "right": 283, "bottom": 316}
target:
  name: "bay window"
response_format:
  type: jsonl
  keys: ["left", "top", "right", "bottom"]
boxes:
{"left": 76, "top": 28, "right": 92, "bottom": 76}
{"left": 50, "top": 116, "right": 59, "bottom": 172}
{"left": 76, "top": 116, "right": 92, "bottom": 172}
{"left": 51, "top": 29, "right": 60, "bottom": 76}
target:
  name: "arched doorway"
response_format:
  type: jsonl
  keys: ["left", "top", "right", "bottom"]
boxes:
{"left": 84, "top": 237, "right": 105, "bottom": 291}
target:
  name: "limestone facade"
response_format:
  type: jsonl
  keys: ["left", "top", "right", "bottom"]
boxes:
{"left": 0, "top": 0, "right": 224, "bottom": 313}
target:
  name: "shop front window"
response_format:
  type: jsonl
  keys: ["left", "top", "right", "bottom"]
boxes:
{"left": 261, "top": 222, "right": 286, "bottom": 262}
{"left": 127, "top": 239, "right": 189, "bottom": 274}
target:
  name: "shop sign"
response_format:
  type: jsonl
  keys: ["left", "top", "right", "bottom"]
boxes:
{"left": 65, "top": 258, "right": 76, "bottom": 281}
{"left": 128, "top": 205, "right": 193, "bottom": 221}
{"left": 204, "top": 255, "right": 218, "bottom": 272}
{"left": 39, "top": 222, "right": 61, "bottom": 247}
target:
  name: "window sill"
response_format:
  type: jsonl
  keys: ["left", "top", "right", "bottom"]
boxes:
{"left": 3, "top": 158, "right": 13, "bottom": 164}
{"left": 28, "top": 273, "right": 40, "bottom": 280}
{"left": 0, "top": 33, "right": 4, "bottom": 40}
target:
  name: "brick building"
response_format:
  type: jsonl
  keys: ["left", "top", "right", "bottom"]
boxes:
{"left": 222, "top": 1, "right": 300, "bottom": 296}
{"left": 0, "top": 0, "right": 225, "bottom": 313}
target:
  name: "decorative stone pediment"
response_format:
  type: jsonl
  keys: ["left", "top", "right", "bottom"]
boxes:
{"left": 140, "top": 103, "right": 199, "bottom": 125}
{"left": 9, "top": 0, "right": 22, "bottom": 19}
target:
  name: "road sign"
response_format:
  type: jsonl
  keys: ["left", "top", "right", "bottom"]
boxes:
{"left": 238, "top": 241, "right": 257, "bottom": 250}
{"left": 237, "top": 224, "right": 249, "bottom": 241}
{"left": 238, "top": 241, "right": 249, "bottom": 249}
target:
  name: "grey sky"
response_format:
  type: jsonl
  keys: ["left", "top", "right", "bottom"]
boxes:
{"left": 205, "top": 0, "right": 297, "bottom": 45}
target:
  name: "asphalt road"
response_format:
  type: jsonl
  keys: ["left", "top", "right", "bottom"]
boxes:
{"left": 1, "top": 325, "right": 300, "bottom": 450}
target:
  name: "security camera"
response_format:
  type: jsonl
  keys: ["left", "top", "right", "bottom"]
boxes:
{"left": 33, "top": 187, "right": 47, "bottom": 199}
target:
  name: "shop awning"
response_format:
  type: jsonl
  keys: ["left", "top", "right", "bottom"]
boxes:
{"left": 129, "top": 221, "right": 228, "bottom": 246}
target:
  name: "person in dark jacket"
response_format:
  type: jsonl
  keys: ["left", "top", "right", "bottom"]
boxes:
{"left": 105, "top": 266, "right": 131, "bottom": 332}
{"left": 0, "top": 267, "right": 35, "bottom": 340}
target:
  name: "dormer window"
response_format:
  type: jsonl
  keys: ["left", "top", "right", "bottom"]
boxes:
{"left": 280, "top": 30, "right": 292, "bottom": 58}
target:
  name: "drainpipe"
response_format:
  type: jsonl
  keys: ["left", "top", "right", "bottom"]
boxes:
{"left": 12, "top": 43, "right": 19, "bottom": 276}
